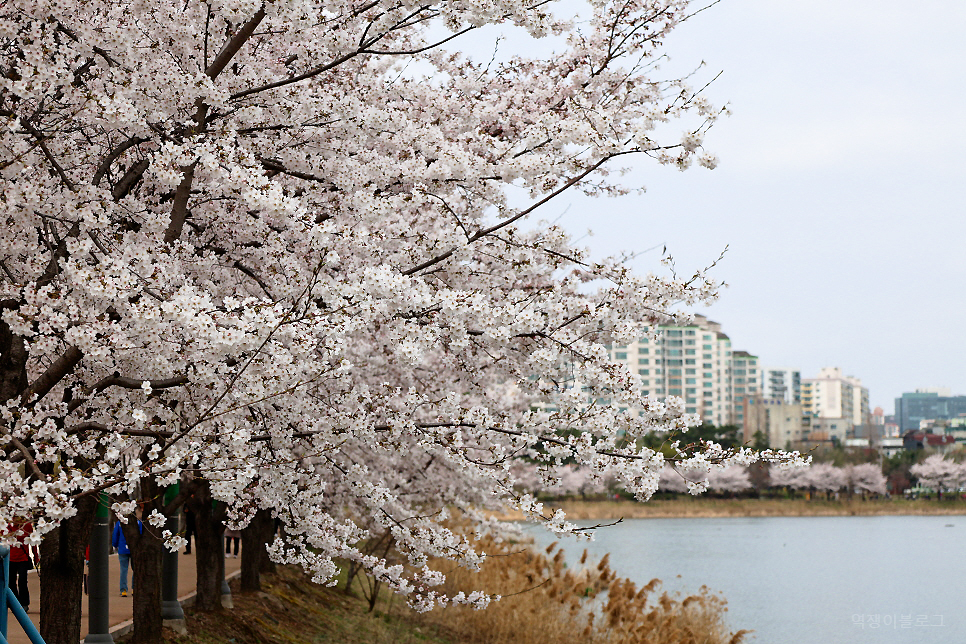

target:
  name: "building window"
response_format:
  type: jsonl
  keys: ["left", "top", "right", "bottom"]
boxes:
{"left": 639, "top": 369, "right": 649, "bottom": 375}
{"left": 638, "top": 358, "right": 649, "bottom": 365}
{"left": 615, "top": 352, "right": 628, "bottom": 360}
{"left": 638, "top": 347, "right": 649, "bottom": 354}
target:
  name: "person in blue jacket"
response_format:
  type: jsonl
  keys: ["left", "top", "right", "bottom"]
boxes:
{"left": 112, "top": 518, "right": 142, "bottom": 597}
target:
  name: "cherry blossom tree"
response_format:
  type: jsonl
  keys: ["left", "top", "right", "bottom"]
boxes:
{"left": 910, "top": 454, "right": 964, "bottom": 496}
{"left": 801, "top": 463, "right": 846, "bottom": 499}
{"left": 707, "top": 465, "right": 750, "bottom": 495}
{"left": 658, "top": 463, "right": 708, "bottom": 494}
{"left": 846, "top": 463, "right": 887, "bottom": 498}
{"left": 0, "top": 0, "right": 808, "bottom": 641}
{"left": 768, "top": 463, "right": 807, "bottom": 491}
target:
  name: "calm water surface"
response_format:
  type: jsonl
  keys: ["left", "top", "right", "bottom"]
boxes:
{"left": 523, "top": 515, "right": 963, "bottom": 644}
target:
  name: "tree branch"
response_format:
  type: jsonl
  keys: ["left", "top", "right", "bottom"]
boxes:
{"left": 92, "top": 136, "right": 148, "bottom": 186}
{"left": 67, "top": 373, "right": 188, "bottom": 414}
{"left": 20, "top": 345, "right": 83, "bottom": 405}
{"left": 403, "top": 154, "right": 623, "bottom": 276}
{"left": 205, "top": 5, "right": 267, "bottom": 80}
{"left": 163, "top": 162, "right": 197, "bottom": 244}
{"left": 9, "top": 437, "right": 42, "bottom": 479}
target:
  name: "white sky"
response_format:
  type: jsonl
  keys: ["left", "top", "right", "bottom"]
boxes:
{"left": 463, "top": 0, "right": 966, "bottom": 412}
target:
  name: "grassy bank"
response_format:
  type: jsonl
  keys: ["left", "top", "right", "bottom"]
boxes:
{"left": 494, "top": 497, "right": 966, "bottom": 521}
{"left": 161, "top": 566, "right": 450, "bottom": 644}
{"left": 157, "top": 535, "right": 748, "bottom": 644}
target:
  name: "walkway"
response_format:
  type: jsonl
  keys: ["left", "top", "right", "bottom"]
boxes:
{"left": 6, "top": 551, "right": 242, "bottom": 644}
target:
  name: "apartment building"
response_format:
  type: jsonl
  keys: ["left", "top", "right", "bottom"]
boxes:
{"left": 742, "top": 397, "right": 804, "bottom": 448}
{"left": 801, "top": 367, "right": 870, "bottom": 433}
{"left": 607, "top": 314, "right": 756, "bottom": 427}
{"left": 731, "top": 350, "right": 760, "bottom": 427}
{"left": 759, "top": 367, "right": 801, "bottom": 404}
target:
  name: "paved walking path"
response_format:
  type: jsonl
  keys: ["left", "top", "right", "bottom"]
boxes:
{"left": 6, "top": 551, "right": 242, "bottom": 644}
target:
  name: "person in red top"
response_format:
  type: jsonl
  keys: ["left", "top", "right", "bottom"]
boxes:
{"left": 7, "top": 519, "right": 40, "bottom": 612}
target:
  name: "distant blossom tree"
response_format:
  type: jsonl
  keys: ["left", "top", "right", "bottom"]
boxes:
{"left": 846, "top": 463, "right": 887, "bottom": 498}
{"left": 802, "top": 463, "right": 847, "bottom": 499}
{"left": 910, "top": 455, "right": 964, "bottom": 496}
{"left": 768, "top": 464, "right": 807, "bottom": 491}
{"left": 707, "top": 465, "right": 751, "bottom": 495}
{"left": 658, "top": 464, "right": 709, "bottom": 494}
{"left": 0, "top": 1, "right": 808, "bottom": 641}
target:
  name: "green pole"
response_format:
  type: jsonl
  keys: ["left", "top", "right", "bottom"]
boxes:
{"left": 160, "top": 484, "right": 186, "bottom": 633}
{"left": 84, "top": 492, "right": 113, "bottom": 644}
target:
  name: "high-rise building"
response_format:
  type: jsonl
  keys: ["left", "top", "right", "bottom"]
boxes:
{"left": 607, "top": 314, "right": 754, "bottom": 427}
{"left": 759, "top": 367, "right": 801, "bottom": 404}
{"left": 731, "top": 351, "right": 760, "bottom": 428}
{"left": 894, "top": 391, "right": 966, "bottom": 433}
{"left": 742, "top": 397, "right": 804, "bottom": 448}
{"left": 801, "top": 367, "right": 870, "bottom": 433}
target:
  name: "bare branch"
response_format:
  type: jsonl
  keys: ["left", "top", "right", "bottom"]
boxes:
{"left": 205, "top": 5, "right": 267, "bottom": 80}
{"left": 403, "top": 154, "right": 626, "bottom": 276}
{"left": 9, "top": 437, "right": 43, "bottom": 479}
{"left": 67, "top": 373, "right": 188, "bottom": 414}
{"left": 163, "top": 162, "right": 197, "bottom": 244}
{"left": 92, "top": 136, "right": 148, "bottom": 186}
{"left": 21, "top": 345, "right": 83, "bottom": 405}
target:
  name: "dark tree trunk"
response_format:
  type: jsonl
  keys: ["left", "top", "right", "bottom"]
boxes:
{"left": 0, "top": 321, "right": 28, "bottom": 402}
{"left": 187, "top": 481, "right": 225, "bottom": 611}
{"left": 122, "top": 477, "right": 165, "bottom": 644}
{"left": 39, "top": 494, "right": 96, "bottom": 644}
{"left": 259, "top": 513, "right": 276, "bottom": 575}
{"left": 240, "top": 509, "right": 275, "bottom": 592}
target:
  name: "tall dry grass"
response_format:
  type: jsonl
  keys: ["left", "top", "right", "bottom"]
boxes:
{"left": 420, "top": 536, "right": 749, "bottom": 644}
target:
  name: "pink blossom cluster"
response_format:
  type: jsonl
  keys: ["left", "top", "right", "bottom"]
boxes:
{"left": 0, "top": 0, "right": 805, "bottom": 607}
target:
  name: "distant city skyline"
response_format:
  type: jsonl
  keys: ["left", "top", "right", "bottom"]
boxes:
{"left": 537, "top": 0, "right": 966, "bottom": 411}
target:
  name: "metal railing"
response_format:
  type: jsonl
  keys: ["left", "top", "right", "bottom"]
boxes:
{"left": 0, "top": 545, "right": 45, "bottom": 644}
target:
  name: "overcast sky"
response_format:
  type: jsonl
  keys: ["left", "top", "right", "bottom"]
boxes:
{"left": 482, "top": 0, "right": 966, "bottom": 412}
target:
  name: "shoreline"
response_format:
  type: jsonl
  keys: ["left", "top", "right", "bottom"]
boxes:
{"left": 494, "top": 497, "right": 966, "bottom": 521}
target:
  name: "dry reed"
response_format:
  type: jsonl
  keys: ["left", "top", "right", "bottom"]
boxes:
{"left": 419, "top": 535, "right": 749, "bottom": 644}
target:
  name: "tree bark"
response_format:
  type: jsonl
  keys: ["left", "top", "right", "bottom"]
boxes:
{"left": 240, "top": 509, "right": 274, "bottom": 592}
{"left": 186, "top": 481, "right": 226, "bottom": 611}
{"left": 122, "top": 477, "right": 165, "bottom": 644}
{"left": 39, "top": 494, "right": 96, "bottom": 644}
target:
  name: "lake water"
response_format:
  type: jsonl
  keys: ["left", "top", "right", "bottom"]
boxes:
{"left": 523, "top": 515, "right": 963, "bottom": 644}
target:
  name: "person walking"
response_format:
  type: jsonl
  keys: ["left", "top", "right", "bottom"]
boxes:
{"left": 7, "top": 519, "right": 39, "bottom": 612}
{"left": 225, "top": 527, "right": 241, "bottom": 558}
{"left": 112, "top": 518, "right": 142, "bottom": 596}
{"left": 183, "top": 507, "right": 196, "bottom": 555}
